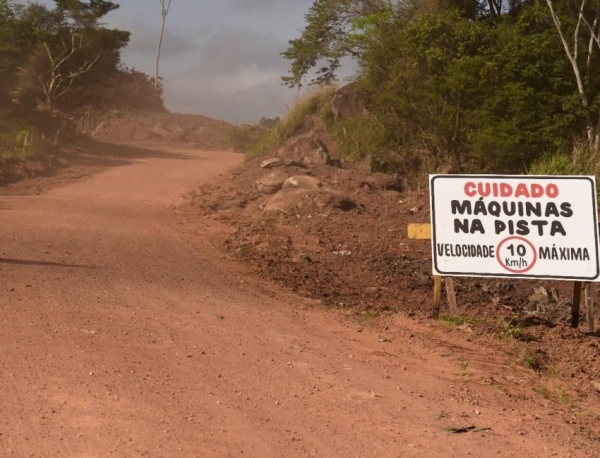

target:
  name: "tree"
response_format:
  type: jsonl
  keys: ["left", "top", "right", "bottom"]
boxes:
{"left": 9, "top": 1, "right": 130, "bottom": 113}
{"left": 54, "top": 0, "right": 120, "bottom": 27}
{"left": 38, "top": 32, "right": 100, "bottom": 111}
{"left": 155, "top": 0, "right": 172, "bottom": 89}
{"left": 281, "top": 0, "right": 387, "bottom": 88}
{"left": 281, "top": 0, "right": 536, "bottom": 89}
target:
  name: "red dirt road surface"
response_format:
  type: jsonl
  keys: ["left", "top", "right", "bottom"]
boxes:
{"left": 0, "top": 143, "right": 598, "bottom": 457}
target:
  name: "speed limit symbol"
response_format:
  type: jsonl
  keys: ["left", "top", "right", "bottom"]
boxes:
{"left": 496, "top": 236, "right": 537, "bottom": 274}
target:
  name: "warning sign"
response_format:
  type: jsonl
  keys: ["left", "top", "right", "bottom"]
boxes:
{"left": 430, "top": 175, "right": 600, "bottom": 280}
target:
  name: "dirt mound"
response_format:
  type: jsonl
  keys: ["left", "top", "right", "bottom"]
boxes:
{"left": 188, "top": 118, "right": 600, "bottom": 402}
{"left": 92, "top": 111, "right": 234, "bottom": 150}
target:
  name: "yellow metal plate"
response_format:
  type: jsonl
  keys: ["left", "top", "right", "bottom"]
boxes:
{"left": 407, "top": 223, "right": 431, "bottom": 240}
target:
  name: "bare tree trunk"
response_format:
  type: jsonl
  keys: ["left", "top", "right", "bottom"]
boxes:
{"left": 546, "top": 0, "right": 596, "bottom": 148}
{"left": 38, "top": 35, "right": 99, "bottom": 113}
{"left": 155, "top": 0, "right": 172, "bottom": 89}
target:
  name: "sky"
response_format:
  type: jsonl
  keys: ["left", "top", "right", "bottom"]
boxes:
{"left": 35, "top": 0, "right": 355, "bottom": 123}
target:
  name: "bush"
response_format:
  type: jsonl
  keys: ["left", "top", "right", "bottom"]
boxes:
{"left": 332, "top": 114, "right": 392, "bottom": 171}
{"left": 528, "top": 141, "right": 600, "bottom": 177}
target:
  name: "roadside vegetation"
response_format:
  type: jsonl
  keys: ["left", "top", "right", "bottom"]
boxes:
{"left": 245, "top": 0, "right": 600, "bottom": 180}
{"left": 0, "top": 0, "right": 163, "bottom": 160}
{"left": 243, "top": 86, "right": 337, "bottom": 158}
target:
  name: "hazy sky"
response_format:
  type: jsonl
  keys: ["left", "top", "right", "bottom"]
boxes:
{"left": 35, "top": 0, "right": 354, "bottom": 123}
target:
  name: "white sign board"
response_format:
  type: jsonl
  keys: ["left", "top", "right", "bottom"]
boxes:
{"left": 430, "top": 175, "right": 599, "bottom": 280}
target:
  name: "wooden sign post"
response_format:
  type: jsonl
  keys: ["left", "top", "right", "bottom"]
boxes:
{"left": 409, "top": 221, "right": 595, "bottom": 326}
{"left": 407, "top": 175, "right": 600, "bottom": 332}
{"left": 426, "top": 175, "right": 599, "bottom": 330}
{"left": 585, "top": 283, "right": 595, "bottom": 332}
{"left": 408, "top": 223, "right": 458, "bottom": 318}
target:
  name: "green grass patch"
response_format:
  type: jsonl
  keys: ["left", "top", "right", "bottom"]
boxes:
{"left": 528, "top": 141, "right": 600, "bottom": 183}
{"left": 532, "top": 384, "right": 550, "bottom": 399}
{"left": 558, "top": 388, "right": 575, "bottom": 408}
{"left": 520, "top": 349, "right": 545, "bottom": 371}
{"left": 246, "top": 129, "right": 279, "bottom": 159}
{"left": 246, "top": 86, "right": 337, "bottom": 159}
{"left": 527, "top": 152, "right": 579, "bottom": 175}
{"left": 532, "top": 384, "right": 576, "bottom": 408}
{"left": 499, "top": 318, "right": 532, "bottom": 342}
{"left": 332, "top": 115, "right": 393, "bottom": 172}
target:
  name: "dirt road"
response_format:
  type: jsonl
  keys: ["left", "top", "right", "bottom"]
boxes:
{"left": 0, "top": 144, "right": 596, "bottom": 457}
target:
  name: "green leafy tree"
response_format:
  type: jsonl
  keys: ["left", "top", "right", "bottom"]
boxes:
{"left": 284, "top": 0, "right": 597, "bottom": 173}
{"left": 10, "top": 1, "right": 130, "bottom": 113}
{"left": 281, "top": 0, "right": 387, "bottom": 88}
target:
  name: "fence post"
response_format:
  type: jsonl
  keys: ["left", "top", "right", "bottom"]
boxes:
{"left": 572, "top": 281, "right": 582, "bottom": 328}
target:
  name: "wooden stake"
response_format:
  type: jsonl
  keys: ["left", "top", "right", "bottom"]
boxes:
{"left": 571, "top": 281, "right": 582, "bottom": 328}
{"left": 585, "top": 282, "right": 595, "bottom": 333}
{"left": 433, "top": 275, "right": 442, "bottom": 320}
{"left": 445, "top": 277, "right": 458, "bottom": 314}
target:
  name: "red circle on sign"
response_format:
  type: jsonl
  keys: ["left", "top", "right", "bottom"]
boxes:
{"left": 496, "top": 236, "right": 537, "bottom": 273}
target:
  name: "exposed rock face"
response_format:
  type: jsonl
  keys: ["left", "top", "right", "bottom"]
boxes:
{"left": 277, "top": 135, "right": 331, "bottom": 167}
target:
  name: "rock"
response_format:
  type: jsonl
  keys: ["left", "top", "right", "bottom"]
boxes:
{"left": 592, "top": 381, "right": 600, "bottom": 392}
{"left": 282, "top": 175, "right": 324, "bottom": 191}
{"left": 333, "top": 250, "right": 352, "bottom": 256}
{"left": 263, "top": 177, "right": 356, "bottom": 213}
{"left": 253, "top": 171, "right": 287, "bottom": 195}
{"left": 277, "top": 135, "right": 332, "bottom": 167}
{"left": 260, "top": 158, "right": 283, "bottom": 169}
{"left": 528, "top": 287, "right": 550, "bottom": 307}
{"left": 263, "top": 188, "right": 312, "bottom": 212}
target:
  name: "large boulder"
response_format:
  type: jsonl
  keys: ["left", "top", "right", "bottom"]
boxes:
{"left": 277, "top": 135, "right": 331, "bottom": 167}
{"left": 263, "top": 188, "right": 314, "bottom": 212}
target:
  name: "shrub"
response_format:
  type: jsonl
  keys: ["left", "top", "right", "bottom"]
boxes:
{"left": 332, "top": 114, "right": 391, "bottom": 171}
{"left": 528, "top": 141, "right": 600, "bottom": 178}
